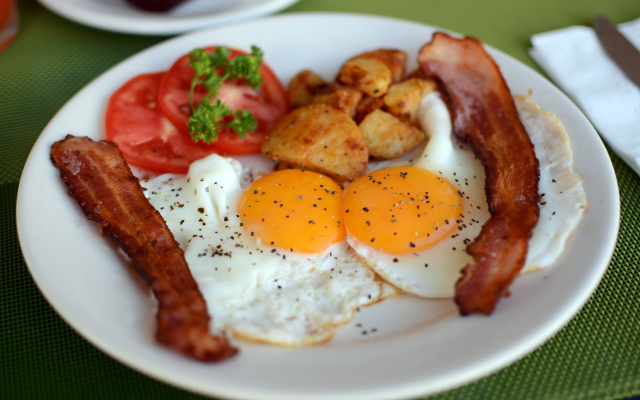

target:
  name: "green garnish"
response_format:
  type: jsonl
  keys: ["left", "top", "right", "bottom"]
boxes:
{"left": 187, "top": 45, "right": 264, "bottom": 144}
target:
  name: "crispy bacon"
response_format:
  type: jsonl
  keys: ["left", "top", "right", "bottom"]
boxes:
{"left": 418, "top": 33, "right": 540, "bottom": 315}
{"left": 51, "top": 135, "right": 238, "bottom": 362}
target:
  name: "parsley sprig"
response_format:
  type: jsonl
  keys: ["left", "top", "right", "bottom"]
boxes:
{"left": 187, "top": 45, "right": 264, "bottom": 144}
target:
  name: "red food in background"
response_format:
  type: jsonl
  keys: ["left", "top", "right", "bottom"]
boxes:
{"left": 125, "top": 0, "right": 188, "bottom": 12}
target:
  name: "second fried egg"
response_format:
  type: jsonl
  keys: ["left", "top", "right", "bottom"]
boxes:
{"left": 343, "top": 92, "right": 489, "bottom": 298}
{"left": 342, "top": 92, "right": 587, "bottom": 299}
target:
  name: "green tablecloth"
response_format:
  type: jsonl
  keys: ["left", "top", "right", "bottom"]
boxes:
{"left": 2, "top": 0, "right": 640, "bottom": 399}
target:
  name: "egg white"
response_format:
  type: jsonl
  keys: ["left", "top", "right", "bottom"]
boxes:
{"left": 516, "top": 95, "right": 588, "bottom": 272}
{"left": 142, "top": 155, "right": 386, "bottom": 346}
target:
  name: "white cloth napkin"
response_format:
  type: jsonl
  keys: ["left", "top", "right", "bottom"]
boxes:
{"left": 530, "top": 18, "right": 640, "bottom": 176}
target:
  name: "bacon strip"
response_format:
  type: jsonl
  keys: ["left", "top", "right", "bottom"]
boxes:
{"left": 51, "top": 135, "right": 238, "bottom": 361}
{"left": 418, "top": 33, "right": 540, "bottom": 315}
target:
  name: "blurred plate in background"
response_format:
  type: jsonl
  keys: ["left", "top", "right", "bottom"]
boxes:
{"left": 37, "top": 0, "right": 300, "bottom": 35}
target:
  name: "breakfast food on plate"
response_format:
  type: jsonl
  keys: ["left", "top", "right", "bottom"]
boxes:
{"left": 262, "top": 103, "right": 369, "bottom": 182}
{"left": 50, "top": 34, "right": 587, "bottom": 360}
{"left": 50, "top": 135, "right": 238, "bottom": 362}
{"left": 280, "top": 48, "right": 427, "bottom": 165}
{"left": 262, "top": 35, "right": 586, "bottom": 308}
{"left": 514, "top": 95, "right": 589, "bottom": 273}
{"left": 105, "top": 46, "right": 291, "bottom": 174}
{"left": 418, "top": 33, "right": 541, "bottom": 315}
{"left": 337, "top": 49, "right": 406, "bottom": 97}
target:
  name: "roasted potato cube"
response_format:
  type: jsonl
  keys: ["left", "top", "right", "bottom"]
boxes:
{"left": 288, "top": 69, "right": 326, "bottom": 108}
{"left": 311, "top": 83, "right": 363, "bottom": 118}
{"left": 262, "top": 104, "right": 368, "bottom": 182}
{"left": 338, "top": 57, "right": 392, "bottom": 98}
{"left": 384, "top": 78, "right": 438, "bottom": 125}
{"left": 354, "top": 95, "right": 385, "bottom": 124}
{"left": 357, "top": 49, "right": 408, "bottom": 83}
{"left": 406, "top": 67, "right": 429, "bottom": 80}
{"left": 358, "top": 109, "right": 425, "bottom": 159}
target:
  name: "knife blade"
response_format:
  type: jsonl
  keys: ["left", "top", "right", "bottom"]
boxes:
{"left": 593, "top": 16, "right": 640, "bottom": 88}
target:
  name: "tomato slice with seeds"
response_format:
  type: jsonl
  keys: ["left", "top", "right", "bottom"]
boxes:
{"left": 105, "top": 72, "right": 215, "bottom": 174}
{"left": 157, "top": 46, "right": 291, "bottom": 155}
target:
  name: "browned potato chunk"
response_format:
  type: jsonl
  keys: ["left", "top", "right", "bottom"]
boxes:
{"left": 406, "top": 67, "right": 428, "bottom": 80}
{"left": 358, "top": 109, "right": 425, "bottom": 159}
{"left": 338, "top": 57, "right": 392, "bottom": 98}
{"left": 357, "top": 49, "right": 407, "bottom": 83}
{"left": 311, "top": 83, "right": 363, "bottom": 118}
{"left": 262, "top": 104, "right": 368, "bottom": 182}
{"left": 353, "top": 95, "right": 385, "bottom": 124}
{"left": 384, "top": 78, "right": 438, "bottom": 125}
{"left": 288, "top": 69, "right": 326, "bottom": 108}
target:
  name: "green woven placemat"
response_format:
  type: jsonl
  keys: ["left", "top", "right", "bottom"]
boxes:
{"left": 2, "top": 0, "right": 640, "bottom": 399}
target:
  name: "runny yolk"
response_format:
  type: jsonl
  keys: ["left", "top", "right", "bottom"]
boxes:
{"left": 238, "top": 169, "right": 346, "bottom": 254}
{"left": 343, "top": 166, "right": 463, "bottom": 255}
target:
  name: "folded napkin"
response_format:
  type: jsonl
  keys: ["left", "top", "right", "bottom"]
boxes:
{"left": 530, "top": 18, "right": 640, "bottom": 176}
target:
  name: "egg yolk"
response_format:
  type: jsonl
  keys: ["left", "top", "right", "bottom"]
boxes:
{"left": 343, "top": 166, "right": 463, "bottom": 255}
{"left": 238, "top": 169, "right": 346, "bottom": 254}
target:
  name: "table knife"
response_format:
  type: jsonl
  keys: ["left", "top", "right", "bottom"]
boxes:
{"left": 593, "top": 16, "right": 640, "bottom": 88}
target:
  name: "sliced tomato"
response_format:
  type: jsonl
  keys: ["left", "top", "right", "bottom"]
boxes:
{"left": 157, "top": 46, "right": 291, "bottom": 155}
{"left": 105, "top": 72, "right": 217, "bottom": 174}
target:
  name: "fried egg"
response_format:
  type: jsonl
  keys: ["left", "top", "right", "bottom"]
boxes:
{"left": 143, "top": 156, "right": 385, "bottom": 346}
{"left": 515, "top": 95, "right": 589, "bottom": 273}
{"left": 342, "top": 92, "right": 587, "bottom": 298}
{"left": 342, "top": 92, "right": 490, "bottom": 297}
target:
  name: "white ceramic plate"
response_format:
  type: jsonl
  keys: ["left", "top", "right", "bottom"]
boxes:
{"left": 17, "top": 13, "right": 620, "bottom": 400}
{"left": 37, "top": 0, "right": 299, "bottom": 35}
